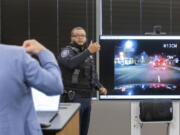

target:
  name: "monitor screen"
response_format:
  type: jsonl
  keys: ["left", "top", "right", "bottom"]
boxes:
{"left": 31, "top": 88, "right": 60, "bottom": 111}
{"left": 99, "top": 36, "right": 180, "bottom": 100}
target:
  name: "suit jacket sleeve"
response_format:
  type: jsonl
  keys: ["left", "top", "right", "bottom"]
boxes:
{"left": 23, "top": 49, "right": 64, "bottom": 95}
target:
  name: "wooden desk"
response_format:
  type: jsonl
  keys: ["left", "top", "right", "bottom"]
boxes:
{"left": 56, "top": 110, "right": 79, "bottom": 135}
{"left": 42, "top": 103, "right": 80, "bottom": 135}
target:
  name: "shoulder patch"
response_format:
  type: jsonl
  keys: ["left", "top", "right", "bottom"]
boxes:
{"left": 61, "top": 49, "right": 70, "bottom": 58}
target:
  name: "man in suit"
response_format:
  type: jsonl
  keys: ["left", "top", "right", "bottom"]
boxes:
{"left": 0, "top": 39, "right": 64, "bottom": 135}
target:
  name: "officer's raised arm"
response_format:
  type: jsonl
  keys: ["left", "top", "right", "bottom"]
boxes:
{"left": 58, "top": 41, "right": 100, "bottom": 69}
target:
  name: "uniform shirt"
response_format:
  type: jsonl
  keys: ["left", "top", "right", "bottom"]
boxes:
{"left": 58, "top": 42, "right": 103, "bottom": 97}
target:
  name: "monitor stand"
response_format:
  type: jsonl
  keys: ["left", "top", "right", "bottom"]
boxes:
{"left": 131, "top": 101, "right": 179, "bottom": 135}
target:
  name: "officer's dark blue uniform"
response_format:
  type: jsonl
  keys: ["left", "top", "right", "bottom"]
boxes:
{"left": 58, "top": 42, "right": 103, "bottom": 135}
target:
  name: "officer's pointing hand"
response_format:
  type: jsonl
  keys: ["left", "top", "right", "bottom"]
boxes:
{"left": 99, "top": 87, "right": 107, "bottom": 95}
{"left": 88, "top": 40, "right": 100, "bottom": 54}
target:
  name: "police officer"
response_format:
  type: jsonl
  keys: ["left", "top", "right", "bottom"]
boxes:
{"left": 58, "top": 27, "right": 107, "bottom": 135}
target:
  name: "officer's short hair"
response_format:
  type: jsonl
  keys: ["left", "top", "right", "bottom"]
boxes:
{"left": 71, "top": 27, "right": 86, "bottom": 37}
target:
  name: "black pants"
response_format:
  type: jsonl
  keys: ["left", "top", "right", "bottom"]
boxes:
{"left": 73, "top": 97, "right": 91, "bottom": 135}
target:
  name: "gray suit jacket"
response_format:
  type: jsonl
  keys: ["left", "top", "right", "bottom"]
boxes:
{"left": 0, "top": 44, "right": 64, "bottom": 135}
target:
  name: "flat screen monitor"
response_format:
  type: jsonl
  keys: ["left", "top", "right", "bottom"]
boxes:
{"left": 99, "top": 36, "right": 180, "bottom": 100}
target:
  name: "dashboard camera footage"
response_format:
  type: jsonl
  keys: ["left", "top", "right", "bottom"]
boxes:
{"left": 99, "top": 36, "right": 180, "bottom": 100}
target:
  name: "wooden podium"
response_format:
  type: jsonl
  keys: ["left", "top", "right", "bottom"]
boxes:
{"left": 56, "top": 110, "right": 79, "bottom": 135}
{"left": 42, "top": 103, "right": 80, "bottom": 135}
